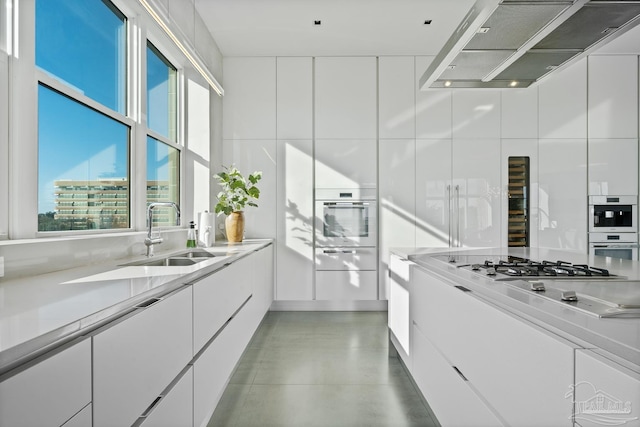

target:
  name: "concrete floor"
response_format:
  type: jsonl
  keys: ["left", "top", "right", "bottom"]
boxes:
{"left": 207, "top": 311, "right": 440, "bottom": 427}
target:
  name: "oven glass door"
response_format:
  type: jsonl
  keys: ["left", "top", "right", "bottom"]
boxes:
{"left": 592, "top": 205, "right": 633, "bottom": 228}
{"left": 591, "top": 245, "right": 638, "bottom": 261}
{"left": 317, "top": 201, "right": 376, "bottom": 246}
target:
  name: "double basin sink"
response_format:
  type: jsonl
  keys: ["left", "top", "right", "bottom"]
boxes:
{"left": 123, "top": 250, "right": 218, "bottom": 267}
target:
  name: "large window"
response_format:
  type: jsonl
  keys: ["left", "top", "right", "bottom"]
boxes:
{"left": 147, "top": 42, "right": 177, "bottom": 141}
{"left": 147, "top": 136, "right": 180, "bottom": 225}
{"left": 35, "top": 0, "right": 130, "bottom": 232}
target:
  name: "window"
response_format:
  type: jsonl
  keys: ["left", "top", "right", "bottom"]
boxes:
{"left": 147, "top": 136, "right": 180, "bottom": 225}
{"left": 35, "top": 0, "right": 132, "bottom": 232}
{"left": 147, "top": 42, "right": 177, "bottom": 141}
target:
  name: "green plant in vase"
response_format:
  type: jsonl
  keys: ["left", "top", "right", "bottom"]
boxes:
{"left": 213, "top": 165, "right": 262, "bottom": 242}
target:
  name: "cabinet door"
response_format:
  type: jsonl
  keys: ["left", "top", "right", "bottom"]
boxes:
{"left": 315, "top": 57, "right": 377, "bottom": 139}
{"left": 276, "top": 139, "right": 314, "bottom": 300}
{"left": 61, "top": 404, "right": 91, "bottom": 427}
{"left": 415, "top": 57, "right": 452, "bottom": 139}
{"left": 253, "top": 244, "right": 274, "bottom": 315}
{"left": 388, "top": 254, "right": 412, "bottom": 367}
{"left": 412, "top": 266, "right": 575, "bottom": 426}
{"left": 588, "top": 139, "right": 638, "bottom": 196}
{"left": 415, "top": 139, "right": 452, "bottom": 248}
{"left": 0, "top": 339, "right": 91, "bottom": 427}
{"left": 588, "top": 55, "right": 638, "bottom": 139}
{"left": 193, "top": 256, "right": 252, "bottom": 354}
{"left": 501, "top": 87, "right": 539, "bottom": 139}
{"left": 452, "top": 90, "right": 501, "bottom": 139}
{"left": 93, "top": 287, "right": 193, "bottom": 427}
{"left": 315, "top": 270, "right": 377, "bottom": 300}
{"left": 539, "top": 139, "right": 588, "bottom": 252}
{"left": 223, "top": 57, "right": 276, "bottom": 139}
{"left": 453, "top": 138, "right": 502, "bottom": 247}
{"left": 314, "top": 139, "right": 377, "bottom": 188}
{"left": 379, "top": 56, "right": 415, "bottom": 139}
{"left": 139, "top": 367, "right": 193, "bottom": 427}
{"left": 277, "top": 57, "right": 312, "bottom": 140}
{"left": 573, "top": 350, "right": 640, "bottom": 427}
{"left": 412, "top": 324, "right": 504, "bottom": 427}
{"left": 379, "top": 140, "right": 416, "bottom": 299}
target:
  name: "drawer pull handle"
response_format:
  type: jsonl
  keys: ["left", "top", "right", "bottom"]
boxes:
{"left": 141, "top": 395, "right": 164, "bottom": 417}
{"left": 135, "top": 297, "right": 162, "bottom": 309}
{"left": 452, "top": 366, "right": 468, "bottom": 381}
{"left": 454, "top": 285, "right": 471, "bottom": 293}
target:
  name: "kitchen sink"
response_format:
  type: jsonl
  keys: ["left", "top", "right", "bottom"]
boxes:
{"left": 172, "top": 250, "right": 217, "bottom": 258}
{"left": 120, "top": 250, "right": 218, "bottom": 267}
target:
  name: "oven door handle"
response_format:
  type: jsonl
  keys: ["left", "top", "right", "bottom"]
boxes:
{"left": 323, "top": 202, "right": 368, "bottom": 206}
{"left": 323, "top": 249, "right": 357, "bottom": 254}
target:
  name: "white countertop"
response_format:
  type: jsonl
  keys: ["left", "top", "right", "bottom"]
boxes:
{"left": 0, "top": 240, "right": 271, "bottom": 374}
{"left": 392, "top": 246, "right": 640, "bottom": 370}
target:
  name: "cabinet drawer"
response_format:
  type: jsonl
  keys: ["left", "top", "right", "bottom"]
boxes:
{"left": 316, "top": 270, "right": 377, "bottom": 300}
{"left": 412, "top": 324, "right": 503, "bottom": 427}
{"left": 193, "top": 256, "right": 252, "bottom": 353}
{"left": 138, "top": 367, "right": 193, "bottom": 427}
{"left": 412, "top": 266, "right": 575, "bottom": 426}
{"left": 0, "top": 339, "right": 91, "bottom": 427}
{"left": 315, "top": 247, "right": 377, "bottom": 270}
{"left": 93, "top": 287, "right": 193, "bottom": 427}
{"left": 61, "top": 404, "right": 92, "bottom": 427}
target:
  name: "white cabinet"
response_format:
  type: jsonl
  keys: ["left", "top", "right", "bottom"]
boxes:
{"left": 539, "top": 139, "right": 588, "bottom": 252}
{"left": 416, "top": 138, "right": 502, "bottom": 248}
{"left": 379, "top": 140, "right": 416, "bottom": 298}
{"left": 452, "top": 90, "right": 501, "bottom": 139}
{"left": 388, "top": 254, "right": 412, "bottom": 368}
{"left": 588, "top": 139, "right": 638, "bottom": 196}
{"left": 415, "top": 56, "right": 452, "bottom": 139}
{"left": 501, "top": 88, "right": 538, "bottom": 139}
{"left": 573, "top": 350, "right": 640, "bottom": 427}
{"left": 192, "top": 256, "right": 252, "bottom": 354}
{"left": 539, "top": 58, "right": 587, "bottom": 139}
{"left": 138, "top": 367, "right": 193, "bottom": 427}
{"left": 315, "top": 270, "right": 378, "bottom": 300}
{"left": 378, "top": 56, "right": 415, "bottom": 139}
{"left": 92, "top": 287, "right": 193, "bottom": 427}
{"left": 276, "top": 57, "right": 312, "bottom": 140}
{"left": 412, "top": 324, "right": 503, "bottom": 427}
{"left": 253, "top": 244, "right": 274, "bottom": 315}
{"left": 61, "top": 404, "right": 92, "bottom": 427}
{"left": 315, "top": 57, "right": 377, "bottom": 139}
{"left": 411, "top": 266, "right": 576, "bottom": 426}
{"left": 314, "top": 139, "right": 377, "bottom": 188}
{"left": 588, "top": 55, "right": 638, "bottom": 139}
{"left": 222, "top": 57, "right": 276, "bottom": 139}
{"left": 276, "top": 139, "right": 314, "bottom": 300}
{"left": 231, "top": 139, "right": 277, "bottom": 239}
{"left": 0, "top": 339, "right": 91, "bottom": 427}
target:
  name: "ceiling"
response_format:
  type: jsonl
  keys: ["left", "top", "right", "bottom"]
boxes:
{"left": 194, "top": 0, "right": 477, "bottom": 57}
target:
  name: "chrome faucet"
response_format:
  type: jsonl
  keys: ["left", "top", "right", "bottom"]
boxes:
{"left": 145, "top": 202, "right": 181, "bottom": 257}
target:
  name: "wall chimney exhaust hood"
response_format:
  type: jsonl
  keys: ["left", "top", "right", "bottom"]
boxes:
{"left": 419, "top": 0, "right": 640, "bottom": 89}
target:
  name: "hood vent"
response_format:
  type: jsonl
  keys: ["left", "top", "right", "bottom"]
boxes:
{"left": 420, "top": 0, "right": 640, "bottom": 89}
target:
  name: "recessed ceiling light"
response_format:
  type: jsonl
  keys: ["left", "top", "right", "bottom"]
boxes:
{"left": 444, "top": 81, "right": 452, "bottom": 87}
{"left": 424, "top": 20, "right": 432, "bottom": 25}
{"left": 313, "top": 20, "right": 322, "bottom": 26}
{"left": 510, "top": 81, "right": 518, "bottom": 87}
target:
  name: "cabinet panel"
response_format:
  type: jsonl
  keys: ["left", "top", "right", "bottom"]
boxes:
{"left": 253, "top": 244, "right": 274, "bottom": 315}
{"left": 140, "top": 367, "right": 193, "bottom": 427}
{"left": 93, "top": 287, "right": 193, "bottom": 427}
{"left": 232, "top": 139, "right": 277, "bottom": 238}
{"left": 314, "top": 139, "right": 377, "bottom": 188}
{"left": 379, "top": 139, "right": 416, "bottom": 299}
{"left": 315, "top": 270, "right": 377, "bottom": 300}
{"left": 388, "top": 254, "right": 412, "bottom": 364}
{"left": 588, "top": 139, "right": 638, "bottom": 196}
{"left": 574, "top": 350, "right": 640, "bottom": 427}
{"left": 0, "top": 339, "right": 91, "bottom": 427}
{"left": 412, "top": 266, "right": 575, "bottom": 426}
{"left": 588, "top": 55, "right": 638, "bottom": 139}
{"left": 193, "top": 256, "right": 252, "bottom": 353}
{"left": 276, "top": 139, "right": 314, "bottom": 300}
{"left": 415, "top": 56, "right": 452, "bottom": 139}
{"left": 452, "top": 90, "right": 501, "bottom": 139}
{"left": 539, "top": 58, "right": 587, "bottom": 138}
{"left": 501, "top": 88, "right": 538, "bottom": 138}
{"left": 61, "top": 404, "right": 92, "bottom": 427}
{"left": 539, "top": 139, "right": 588, "bottom": 252}
{"left": 415, "top": 139, "right": 451, "bottom": 248}
{"left": 315, "top": 57, "right": 377, "bottom": 139}
{"left": 276, "top": 57, "right": 312, "bottom": 139}
{"left": 379, "top": 56, "right": 415, "bottom": 139}
{"left": 412, "top": 324, "right": 503, "bottom": 427}
{"left": 223, "top": 57, "right": 276, "bottom": 139}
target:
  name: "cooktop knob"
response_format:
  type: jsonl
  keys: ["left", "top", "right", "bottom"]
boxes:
{"left": 471, "top": 264, "right": 480, "bottom": 271}
{"left": 530, "top": 281, "right": 546, "bottom": 292}
{"left": 561, "top": 291, "right": 578, "bottom": 302}
{"left": 486, "top": 267, "right": 496, "bottom": 276}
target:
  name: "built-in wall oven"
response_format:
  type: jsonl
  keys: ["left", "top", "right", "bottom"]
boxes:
{"left": 589, "top": 233, "right": 639, "bottom": 261}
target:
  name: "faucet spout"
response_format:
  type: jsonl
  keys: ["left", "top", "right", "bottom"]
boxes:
{"left": 145, "top": 201, "right": 181, "bottom": 257}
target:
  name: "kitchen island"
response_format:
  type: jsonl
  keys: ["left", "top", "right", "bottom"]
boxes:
{"left": 389, "top": 247, "right": 640, "bottom": 427}
{"left": 0, "top": 239, "right": 273, "bottom": 427}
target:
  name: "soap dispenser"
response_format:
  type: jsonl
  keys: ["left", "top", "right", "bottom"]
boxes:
{"left": 187, "top": 221, "right": 197, "bottom": 248}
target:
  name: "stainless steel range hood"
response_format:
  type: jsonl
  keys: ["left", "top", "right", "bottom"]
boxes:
{"left": 419, "top": 0, "right": 640, "bottom": 89}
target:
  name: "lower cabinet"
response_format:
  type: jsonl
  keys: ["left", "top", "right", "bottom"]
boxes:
{"left": 573, "top": 350, "right": 640, "bottom": 427}
{"left": 137, "top": 367, "right": 194, "bottom": 427}
{"left": 412, "top": 323, "right": 502, "bottom": 427}
{"left": 61, "top": 404, "right": 92, "bottom": 427}
{"left": 388, "top": 254, "right": 412, "bottom": 368}
{"left": 92, "top": 286, "right": 193, "bottom": 427}
{"left": 0, "top": 338, "right": 91, "bottom": 427}
{"left": 316, "top": 270, "right": 378, "bottom": 300}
